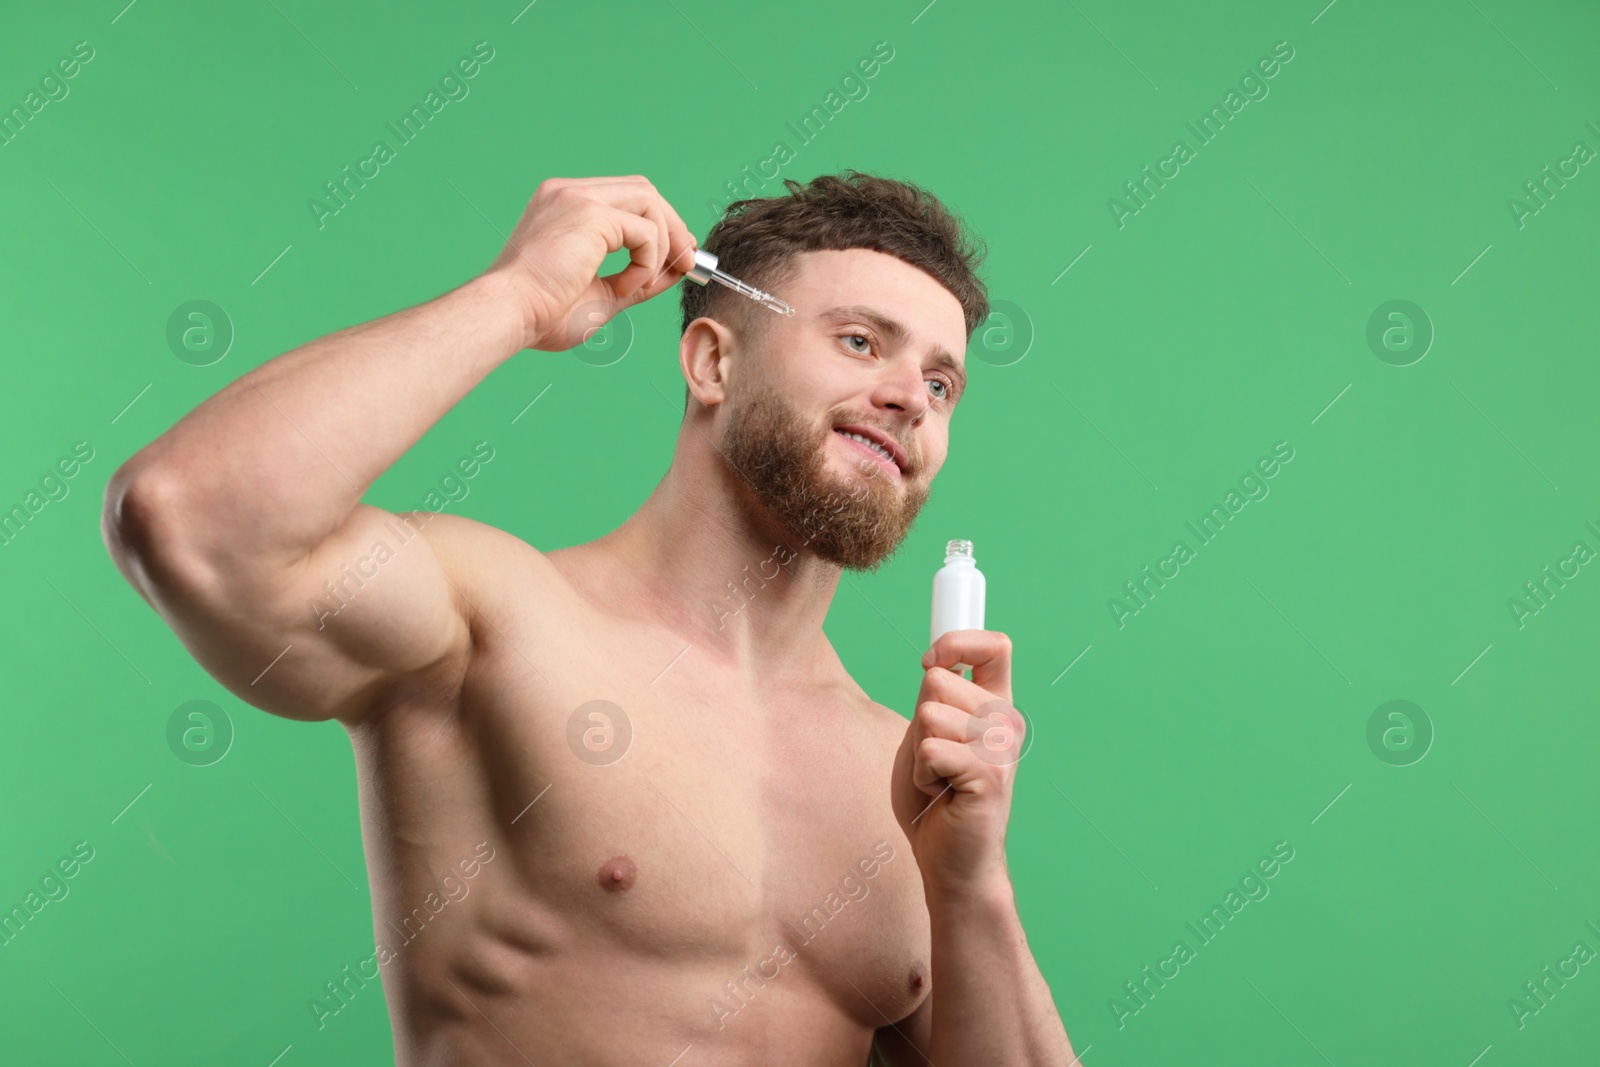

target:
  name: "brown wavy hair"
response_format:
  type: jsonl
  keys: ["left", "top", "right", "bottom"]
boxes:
{"left": 680, "top": 170, "right": 990, "bottom": 378}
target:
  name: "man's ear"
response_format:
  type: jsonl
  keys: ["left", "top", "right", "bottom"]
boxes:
{"left": 680, "top": 316, "right": 735, "bottom": 409}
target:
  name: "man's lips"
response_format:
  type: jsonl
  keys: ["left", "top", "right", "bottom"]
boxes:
{"left": 833, "top": 427, "right": 906, "bottom": 477}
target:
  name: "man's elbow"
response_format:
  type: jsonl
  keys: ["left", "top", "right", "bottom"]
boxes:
{"left": 101, "top": 464, "right": 218, "bottom": 600}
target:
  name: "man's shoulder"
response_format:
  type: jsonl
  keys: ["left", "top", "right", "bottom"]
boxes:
{"left": 391, "top": 507, "right": 528, "bottom": 549}
{"left": 393, "top": 509, "right": 544, "bottom": 573}
{"left": 389, "top": 509, "right": 582, "bottom": 626}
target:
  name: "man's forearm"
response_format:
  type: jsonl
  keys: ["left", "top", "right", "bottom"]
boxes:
{"left": 928, "top": 876, "right": 1074, "bottom": 1065}
{"left": 113, "top": 271, "right": 524, "bottom": 569}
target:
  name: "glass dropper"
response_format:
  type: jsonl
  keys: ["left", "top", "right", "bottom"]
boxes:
{"left": 684, "top": 249, "right": 796, "bottom": 316}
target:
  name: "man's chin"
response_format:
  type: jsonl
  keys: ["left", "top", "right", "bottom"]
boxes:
{"left": 786, "top": 467, "right": 925, "bottom": 571}
{"left": 719, "top": 387, "right": 924, "bottom": 571}
{"left": 823, "top": 461, "right": 899, "bottom": 499}
{"left": 812, "top": 516, "right": 920, "bottom": 572}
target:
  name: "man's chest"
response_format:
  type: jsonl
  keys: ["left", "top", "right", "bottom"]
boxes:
{"left": 460, "top": 626, "right": 933, "bottom": 1027}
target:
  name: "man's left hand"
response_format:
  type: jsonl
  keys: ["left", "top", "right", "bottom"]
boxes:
{"left": 892, "top": 629, "right": 1026, "bottom": 898}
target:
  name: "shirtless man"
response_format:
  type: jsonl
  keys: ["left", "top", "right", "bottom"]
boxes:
{"left": 101, "top": 172, "right": 1074, "bottom": 1065}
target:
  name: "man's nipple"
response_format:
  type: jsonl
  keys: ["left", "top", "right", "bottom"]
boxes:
{"left": 598, "top": 855, "right": 638, "bottom": 892}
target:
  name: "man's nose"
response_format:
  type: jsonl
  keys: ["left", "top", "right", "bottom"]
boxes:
{"left": 873, "top": 362, "right": 930, "bottom": 425}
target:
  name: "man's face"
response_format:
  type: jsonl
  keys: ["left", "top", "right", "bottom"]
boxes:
{"left": 716, "top": 249, "right": 970, "bottom": 572}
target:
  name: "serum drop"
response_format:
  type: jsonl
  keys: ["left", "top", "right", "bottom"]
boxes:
{"left": 931, "top": 539, "right": 985, "bottom": 673}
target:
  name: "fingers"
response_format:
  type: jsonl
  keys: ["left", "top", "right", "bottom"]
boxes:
{"left": 593, "top": 204, "right": 666, "bottom": 304}
{"left": 639, "top": 198, "right": 673, "bottom": 293}
{"left": 922, "top": 629, "right": 1012, "bottom": 702}
{"left": 647, "top": 191, "right": 698, "bottom": 290}
{"left": 913, "top": 736, "right": 967, "bottom": 794}
{"left": 591, "top": 176, "right": 694, "bottom": 259}
{"left": 634, "top": 200, "right": 699, "bottom": 299}
{"left": 918, "top": 657, "right": 1012, "bottom": 719}
{"left": 911, "top": 724, "right": 968, "bottom": 792}
{"left": 912, "top": 698, "right": 970, "bottom": 742}
{"left": 539, "top": 175, "right": 644, "bottom": 187}
{"left": 569, "top": 177, "right": 698, "bottom": 301}
{"left": 913, "top": 694, "right": 1026, "bottom": 763}
{"left": 911, "top": 713, "right": 1021, "bottom": 799}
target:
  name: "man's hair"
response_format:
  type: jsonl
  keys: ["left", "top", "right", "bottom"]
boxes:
{"left": 680, "top": 171, "right": 990, "bottom": 399}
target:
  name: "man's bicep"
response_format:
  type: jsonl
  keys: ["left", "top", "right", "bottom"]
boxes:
{"left": 154, "top": 504, "right": 476, "bottom": 725}
{"left": 872, "top": 992, "right": 932, "bottom": 1067}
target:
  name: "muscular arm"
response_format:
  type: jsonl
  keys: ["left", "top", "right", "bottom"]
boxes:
{"left": 882, "top": 631, "right": 1075, "bottom": 1064}
{"left": 873, "top": 882, "right": 1073, "bottom": 1067}
{"left": 101, "top": 272, "right": 526, "bottom": 723}
{"left": 932, "top": 879, "right": 1073, "bottom": 1063}
{"left": 100, "top": 176, "right": 695, "bottom": 725}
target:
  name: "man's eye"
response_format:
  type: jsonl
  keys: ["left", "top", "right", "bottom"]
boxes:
{"left": 843, "top": 334, "right": 872, "bottom": 354}
{"left": 926, "top": 378, "right": 950, "bottom": 401}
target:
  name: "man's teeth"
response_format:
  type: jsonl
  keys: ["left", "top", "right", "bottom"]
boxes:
{"left": 840, "top": 431, "right": 894, "bottom": 466}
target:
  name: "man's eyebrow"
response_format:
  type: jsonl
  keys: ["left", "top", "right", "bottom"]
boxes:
{"left": 818, "top": 304, "right": 967, "bottom": 397}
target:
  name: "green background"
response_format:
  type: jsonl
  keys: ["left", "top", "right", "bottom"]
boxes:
{"left": 3, "top": 0, "right": 1597, "bottom": 1063}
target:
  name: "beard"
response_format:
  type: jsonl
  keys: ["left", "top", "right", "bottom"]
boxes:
{"left": 719, "top": 383, "right": 930, "bottom": 572}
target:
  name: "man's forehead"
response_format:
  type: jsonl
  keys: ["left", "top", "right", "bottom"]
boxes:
{"left": 787, "top": 249, "right": 969, "bottom": 353}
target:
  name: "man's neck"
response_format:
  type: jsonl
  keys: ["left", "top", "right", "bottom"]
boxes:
{"left": 598, "top": 428, "right": 845, "bottom": 681}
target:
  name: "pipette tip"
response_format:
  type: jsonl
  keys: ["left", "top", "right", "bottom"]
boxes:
{"left": 756, "top": 293, "right": 797, "bottom": 316}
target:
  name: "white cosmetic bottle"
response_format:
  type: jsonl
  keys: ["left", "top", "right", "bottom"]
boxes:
{"left": 930, "top": 539, "right": 986, "bottom": 673}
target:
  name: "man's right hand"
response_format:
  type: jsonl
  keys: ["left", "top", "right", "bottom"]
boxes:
{"left": 485, "top": 175, "right": 699, "bottom": 353}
